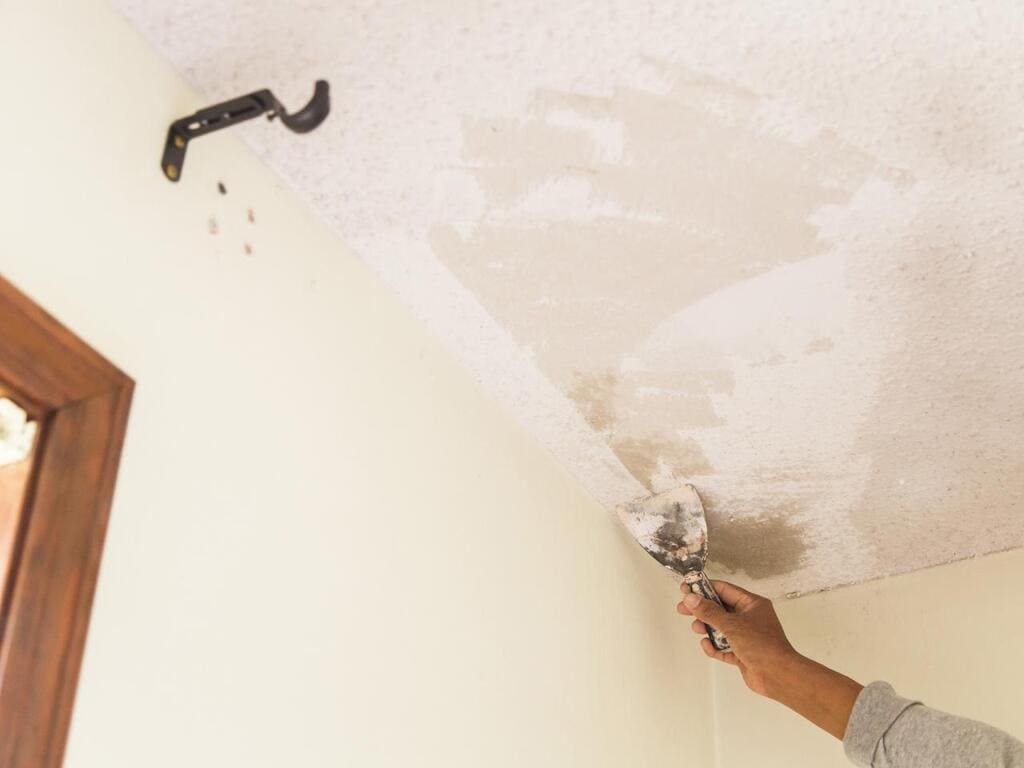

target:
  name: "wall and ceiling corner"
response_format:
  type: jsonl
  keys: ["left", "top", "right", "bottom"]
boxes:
{"left": 1, "top": 3, "right": 716, "bottom": 766}
{"left": 111, "top": 0, "right": 1024, "bottom": 598}
{"left": 4, "top": 3, "right": 1024, "bottom": 767}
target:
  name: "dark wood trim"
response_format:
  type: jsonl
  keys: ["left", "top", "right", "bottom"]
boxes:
{"left": 0, "top": 274, "right": 133, "bottom": 768}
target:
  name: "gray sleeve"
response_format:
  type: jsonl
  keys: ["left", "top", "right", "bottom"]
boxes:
{"left": 844, "top": 681, "right": 1024, "bottom": 768}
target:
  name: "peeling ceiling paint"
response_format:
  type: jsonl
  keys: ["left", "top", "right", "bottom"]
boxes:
{"left": 115, "top": 0, "right": 1024, "bottom": 596}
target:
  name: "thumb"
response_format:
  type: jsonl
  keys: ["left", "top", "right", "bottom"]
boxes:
{"left": 683, "top": 592, "right": 732, "bottom": 629}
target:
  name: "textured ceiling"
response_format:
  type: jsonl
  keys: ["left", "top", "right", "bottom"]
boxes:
{"left": 115, "top": 0, "right": 1024, "bottom": 596}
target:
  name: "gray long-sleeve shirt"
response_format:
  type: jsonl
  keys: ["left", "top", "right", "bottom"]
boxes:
{"left": 844, "top": 681, "right": 1024, "bottom": 767}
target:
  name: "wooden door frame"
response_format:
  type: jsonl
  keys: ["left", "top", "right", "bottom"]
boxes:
{"left": 0, "top": 275, "right": 134, "bottom": 768}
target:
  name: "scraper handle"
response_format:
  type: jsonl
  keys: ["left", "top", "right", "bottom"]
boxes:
{"left": 691, "top": 573, "right": 731, "bottom": 653}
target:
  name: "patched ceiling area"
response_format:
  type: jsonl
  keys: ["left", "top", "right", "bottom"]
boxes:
{"left": 115, "top": 0, "right": 1024, "bottom": 596}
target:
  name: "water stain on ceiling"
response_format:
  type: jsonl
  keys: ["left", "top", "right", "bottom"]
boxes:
{"left": 114, "top": 0, "right": 1024, "bottom": 596}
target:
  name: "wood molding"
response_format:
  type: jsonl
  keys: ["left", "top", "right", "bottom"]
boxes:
{"left": 0, "top": 275, "right": 133, "bottom": 768}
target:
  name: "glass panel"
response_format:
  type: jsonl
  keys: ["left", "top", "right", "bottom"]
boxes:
{"left": 0, "top": 397, "right": 37, "bottom": 602}
{"left": 0, "top": 398, "right": 36, "bottom": 467}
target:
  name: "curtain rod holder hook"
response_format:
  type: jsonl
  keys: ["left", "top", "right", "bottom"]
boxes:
{"left": 162, "top": 79, "right": 330, "bottom": 182}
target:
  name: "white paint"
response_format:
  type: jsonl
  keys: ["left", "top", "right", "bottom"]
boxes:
{"left": 544, "top": 109, "right": 625, "bottom": 164}
{"left": 0, "top": 398, "right": 36, "bottom": 467}
{"left": 111, "top": 0, "right": 1024, "bottom": 595}
{"left": 500, "top": 177, "right": 627, "bottom": 223}
{"left": 0, "top": 3, "right": 713, "bottom": 765}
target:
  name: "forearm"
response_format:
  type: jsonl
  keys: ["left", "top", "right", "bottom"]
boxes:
{"left": 843, "top": 682, "right": 1024, "bottom": 768}
{"left": 765, "top": 653, "right": 864, "bottom": 741}
{"left": 678, "top": 582, "right": 1024, "bottom": 766}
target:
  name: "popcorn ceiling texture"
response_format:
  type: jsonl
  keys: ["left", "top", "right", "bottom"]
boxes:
{"left": 114, "top": 0, "right": 1024, "bottom": 596}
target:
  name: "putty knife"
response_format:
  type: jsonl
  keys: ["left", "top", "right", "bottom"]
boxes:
{"left": 617, "top": 484, "right": 731, "bottom": 652}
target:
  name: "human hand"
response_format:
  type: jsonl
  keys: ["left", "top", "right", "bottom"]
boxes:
{"left": 676, "top": 580, "right": 800, "bottom": 698}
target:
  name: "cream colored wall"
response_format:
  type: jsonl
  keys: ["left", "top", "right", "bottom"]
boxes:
{"left": 0, "top": 3, "right": 712, "bottom": 766}
{"left": 713, "top": 547, "right": 1024, "bottom": 768}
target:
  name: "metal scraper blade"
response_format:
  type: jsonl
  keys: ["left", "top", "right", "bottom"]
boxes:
{"left": 616, "top": 484, "right": 710, "bottom": 579}
{"left": 617, "top": 484, "right": 732, "bottom": 653}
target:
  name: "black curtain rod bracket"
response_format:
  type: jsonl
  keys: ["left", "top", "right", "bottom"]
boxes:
{"left": 162, "top": 79, "right": 330, "bottom": 182}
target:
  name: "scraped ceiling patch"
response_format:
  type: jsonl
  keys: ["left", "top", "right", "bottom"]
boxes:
{"left": 114, "top": 0, "right": 1024, "bottom": 596}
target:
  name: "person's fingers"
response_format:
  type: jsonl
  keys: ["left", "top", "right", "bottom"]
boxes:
{"left": 700, "top": 637, "right": 739, "bottom": 665}
{"left": 711, "top": 580, "right": 761, "bottom": 610}
{"left": 676, "top": 600, "right": 693, "bottom": 616}
{"left": 701, "top": 637, "right": 716, "bottom": 658}
{"left": 681, "top": 591, "right": 733, "bottom": 631}
{"left": 691, "top": 619, "right": 706, "bottom": 635}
